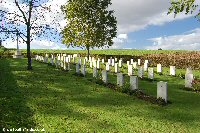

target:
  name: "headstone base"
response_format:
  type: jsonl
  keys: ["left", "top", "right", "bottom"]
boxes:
{"left": 13, "top": 50, "right": 24, "bottom": 58}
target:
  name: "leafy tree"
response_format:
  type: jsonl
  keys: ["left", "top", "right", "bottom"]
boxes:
{"left": 0, "top": 0, "right": 61, "bottom": 70}
{"left": 168, "top": 0, "right": 200, "bottom": 20}
{"left": 61, "top": 0, "right": 117, "bottom": 59}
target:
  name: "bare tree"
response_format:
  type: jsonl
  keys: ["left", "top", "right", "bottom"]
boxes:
{"left": 0, "top": 0, "right": 63, "bottom": 70}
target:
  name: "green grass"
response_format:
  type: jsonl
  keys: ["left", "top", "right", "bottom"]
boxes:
{"left": 1, "top": 58, "right": 200, "bottom": 132}
{"left": 19, "top": 49, "right": 194, "bottom": 56}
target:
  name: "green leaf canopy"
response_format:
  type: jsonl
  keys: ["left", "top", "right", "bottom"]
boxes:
{"left": 61, "top": 0, "right": 117, "bottom": 51}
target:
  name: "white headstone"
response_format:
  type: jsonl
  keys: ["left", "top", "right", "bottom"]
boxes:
{"left": 144, "top": 63, "right": 148, "bottom": 71}
{"left": 131, "top": 59, "right": 134, "bottom": 64}
{"left": 92, "top": 57, "right": 95, "bottom": 62}
{"left": 133, "top": 62, "right": 137, "bottom": 69}
{"left": 68, "top": 55, "right": 71, "bottom": 62}
{"left": 102, "top": 70, "right": 108, "bottom": 83}
{"left": 157, "top": 64, "right": 162, "bottom": 73}
{"left": 65, "top": 57, "right": 69, "bottom": 63}
{"left": 108, "top": 59, "right": 111, "bottom": 65}
{"left": 157, "top": 81, "right": 168, "bottom": 103}
{"left": 97, "top": 60, "right": 100, "bottom": 69}
{"left": 57, "top": 60, "right": 61, "bottom": 67}
{"left": 131, "top": 59, "right": 133, "bottom": 65}
{"left": 81, "top": 65, "right": 86, "bottom": 76}
{"left": 67, "top": 63, "right": 70, "bottom": 70}
{"left": 83, "top": 59, "right": 87, "bottom": 65}
{"left": 102, "top": 59, "right": 105, "bottom": 64}
{"left": 61, "top": 55, "right": 64, "bottom": 61}
{"left": 185, "top": 74, "right": 193, "bottom": 88}
{"left": 58, "top": 55, "right": 61, "bottom": 61}
{"left": 117, "top": 73, "right": 124, "bottom": 87}
{"left": 115, "top": 63, "right": 119, "bottom": 73}
{"left": 138, "top": 59, "right": 141, "bottom": 66}
{"left": 76, "top": 64, "right": 80, "bottom": 74}
{"left": 61, "top": 60, "right": 64, "bottom": 68}
{"left": 148, "top": 68, "right": 154, "bottom": 79}
{"left": 119, "top": 60, "right": 122, "bottom": 68}
{"left": 51, "top": 54, "right": 54, "bottom": 59}
{"left": 170, "top": 66, "right": 176, "bottom": 76}
{"left": 138, "top": 66, "right": 143, "bottom": 78}
{"left": 90, "top": 61, "right": 93, "bottom": 68}
{"left": 62, "top": 57, "right": 65, "bottom": 69}
{"left": 89, "top": 57, "right": 92, "bottom": 62}
{"left": 93, "top": 60, "right": 97, "bottom": 68}
{"left": 63, "top": 62, "right": 67, "bottom": 70}
{"left": 85, "top": 57, "right": 88, "bottom": 62}
{"left": 106, "top": 63, "right": 110, "bottom": 71}
{"left": 130, "top": 76, "right": 138, "bottom": 90}
{"left": 73, "top": 54, "right": 78, "bottom": 57}
{"left": 55, "top": 58, "right": 58, "bottom": 67}
{"left": 43, "top": 56, "right": 46, "bottom": 63}
{"left": 112, "top": 59, "right": 115, "bottom": 66}
{"left": 45, "top": 53, "right": 48, "bottom": 57}
{"left": 45, "top": 57, "right": 49, "bottom": 63}
{"left": 128, "top": 65, "right": 133, "bottom": 76}
{"left": 50, "top": 58, "right": 54, "bottom": 65}
{"left": 93, "top": 67, "right": 98, "bottom": 78}
{"left": 127, "top": 61, "right": 130, "bottom": 66}
{"left": 78, "top": 58, "right": 82, "bottom": 65}
{"left": 186, "top": 67, "right": 193, "bottom": 75}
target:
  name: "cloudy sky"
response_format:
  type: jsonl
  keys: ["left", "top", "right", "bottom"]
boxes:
{"left": 1, "top": 0, "right": 200, "bottom": 50}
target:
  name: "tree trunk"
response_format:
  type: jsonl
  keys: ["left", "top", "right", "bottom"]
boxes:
{"left": 27, "top": 24, "right": 32, "bottom": 70}
{"left": 86, "top": 45, "right": 90, "bottom": 60}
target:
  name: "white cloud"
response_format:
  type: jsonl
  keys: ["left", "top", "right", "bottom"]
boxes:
{"left": 110, "top": 0, "right": 199, "bottom": 33}
{"left": 145, "top": 28, "right": 200, "bottom": 50}
{"left": 117, "top": 34, "right": 128, "bottom": 39}
{"left": 2, "top": 38, "right": 68, "bottom": 49}
{"left": 110, "top": 34, "right": 128, "bottom": 49}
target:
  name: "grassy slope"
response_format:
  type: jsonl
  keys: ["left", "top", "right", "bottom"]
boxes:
{"left": 0, "top": 58, "right": 200, "bottom": 132}
{"left": 20, "top": 49, "right": 192, "bottom": 56}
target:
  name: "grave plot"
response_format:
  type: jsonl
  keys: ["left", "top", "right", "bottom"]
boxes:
{"left": 2, "top": 58, "right": 200, "bottom": 132}
{"left": 35, "top": 54, "right": 200, "bottom": 103}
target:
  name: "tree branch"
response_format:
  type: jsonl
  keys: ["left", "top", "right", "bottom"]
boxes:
{"left": 15, "top": 0, "right": 28, "bottom": 24}
{"left": 28, "top": 0, "right": 33, "bottom": 24}
{"left": 18, "top": 33, "right": 27, "bottom": 43}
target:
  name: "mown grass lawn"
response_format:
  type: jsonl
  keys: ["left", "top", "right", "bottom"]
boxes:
{"left": 0, "top": 58, "right": 200, "bottom": 132}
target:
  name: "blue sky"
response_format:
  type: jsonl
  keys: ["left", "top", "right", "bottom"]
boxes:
{"left": 125, "top": 17, "right": 200, "bottom": 49}
{"left": 0, "top": 0, "right": 200, "bottom": 50}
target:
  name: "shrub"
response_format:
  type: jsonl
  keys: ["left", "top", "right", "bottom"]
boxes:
{"left": 192, "top": 79, "right": 200, "bottom": 92}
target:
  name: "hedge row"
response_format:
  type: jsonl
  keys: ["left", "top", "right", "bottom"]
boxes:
{"left": 143, "top": 52, "right": 200, "bottom": 70}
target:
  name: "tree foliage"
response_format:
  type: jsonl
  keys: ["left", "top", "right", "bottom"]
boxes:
{"left": 168, "top": 0, "right": 200, "bottom": 20}
{"left": 61, "top": 0, "right": 117, "bottom": 57}
{"left": 0, "top": 0, "right": 61, "bottom": 70}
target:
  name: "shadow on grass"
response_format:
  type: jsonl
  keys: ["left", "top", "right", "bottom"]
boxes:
{"left": 5, "top": 59, "right": 200, "bottom": 131}
{"left": 0, "top": 59, "right": 36, "bottom": 130}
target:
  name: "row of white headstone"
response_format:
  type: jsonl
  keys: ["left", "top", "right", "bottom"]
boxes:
{"left": 37, "top": 54, "right": 175, "bottom": 76}
{"left": 75, "top": 63, "right": 168, "bottom": 103}
{"left": 36, "top": 54, "right": 194, "bottom": 90}
{"left": 35, "top": 54, "right": 168, "bottom": 103}
{"left": 57, "top": 56, "right": 167, "bottom": 102}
